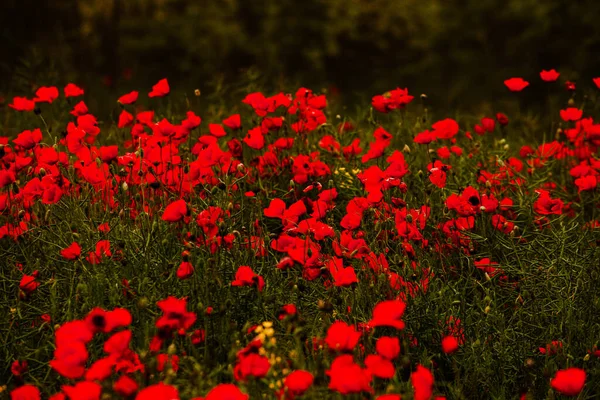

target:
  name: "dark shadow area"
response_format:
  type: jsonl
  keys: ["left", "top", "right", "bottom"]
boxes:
{"left": 1, "top": 0, "right": 600, "bottom": 109}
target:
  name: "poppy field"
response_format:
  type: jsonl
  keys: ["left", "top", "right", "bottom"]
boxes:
{"left": 2, "top": 71, "right": 600, "bottom": 400}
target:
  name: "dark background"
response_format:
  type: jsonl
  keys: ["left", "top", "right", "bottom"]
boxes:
{"left": 2, "top": 0, "right": 600, "bottom": 109}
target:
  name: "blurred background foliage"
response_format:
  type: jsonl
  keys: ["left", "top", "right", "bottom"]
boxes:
{"left": 1, "top": 0, "right": 600, "bottom": 109}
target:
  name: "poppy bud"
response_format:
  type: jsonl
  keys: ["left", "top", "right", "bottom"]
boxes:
{"left": 403, "top": 144, "right": 411, "bottom": 153}
{"left": 317, "top": 299, "right": 333, "bottom": 312}
{"left": 34, "top": 107, "right": 41, "bottom": 115}
{"left": 137, "top": 297, "right": 149, "bottom": 308}
{"left": 167, "top": 343, "right": 177, "bottom": 355}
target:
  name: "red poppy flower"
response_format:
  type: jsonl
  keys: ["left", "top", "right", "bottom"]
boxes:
{"left": 551, "top": 368, "right": 586, "bottom": 396}
{"left": 13, "top": 129, "right": 43, "bottom": 150}
{"left": 162, "top": 199, "right": 188, "bottom": 222}
{"left": 11, "top": 360, "right": 28, "bottom": 377}
{"left": 19, "top": 273, "right": 39, "bottom": 295}
{"left": 223, "top": 114, "right": 242, "bottom": 130}
{"left": 70, "top": 101, "right": 88, "bottom": 117}
{"left": 182, "top": 111, "right": 202, "bottom": 131}
{"left": 85, "top": 307, "right": 132, "bottom": 333}
{"left": 376, "top": 336, "right": 400, "bottom": 360}
{"left": 575, "top": 175, "right": 597, "bottom": 192}
{"left": 284, "top": 370, "right": 314, "bottom": 398}
{"left": 533, "top": 190, "right": 563, "bottom": 215}
{"left": 9, "top": 97, "right": 35, "bottom": 112}
{"left": 149, "top": 78, "right": 170, "bottom": 98}
{"left": 593, "top": 77, "right": 600, "bottom": 89}
{"left": 504, "top": 78, "right": 529, "bottom": 92}
{"left": 243, "top": 127, "right": 265, "bottom": 150}
{"left": 414, "top": 130, "right": 436, "bottom": 145}
{"left": 560, "top": 107, "right": 583, "bottom": 122}
{"left": 176, "top": 261, "right": 194, "bottom": 280}
{"left": 64, "top": 83, "right": 84, "bottom": 98}
{"left": 432, "top": 118, "right": 460, "bottom": 139}
{"left": 136, "top": 382, "right": 179, "bottom": 400}
{"left": 231, "top": 266, "right": 265, "bottom": 291}
{"left": 325, "top": 321, "right": 361, "bottom": 352}
{"left": 326, "top": 355, "right": 373, "bottom": 395}
{"left": 411, "top": 365, "right": 434, "bottom": 400}
{"left": 103, "top": 330, "right": 132, "bottom": 356}
{"left": 496, "top": 113, "right": 509, "bottom": 126}
{"left": 156, "top": 296, "right": 197, "bottom": 331}
{"left": 209, "top": 124, "right": 227, "bottom": 137}
{"left": 369, "top": 300, "right": 406, "bottom": 330}
{"left": 565, "top": 81, "right": 576, "bottom": 91}
{"left": 118, "top": 110, "right": 134, "bottom": 128}
{"left": 365, "top": 355, "right": 395, "bottom": 379}
{"left": 441, "top": 335, "right": 459, "bottom": 354}
{"left": 60, "top": 242, "right": 81, "bottom": 260}
{"left": 540, "top": 69, "right": 560, "bottom": 82}
{"left": 202, "top": 384, "right": 248, "bottom": 400}
{"left": 234, "top": 353, "right": 270, "bottom": 381}
{"left": 118, "top": 91, "right": 139, "bottom": 104}
{"left": 11, "top": 385, "right": 41, "bottom": 400}
{"left": 34, "top": 86, "right": 59, "bottom": 103}
{"left": 113, "top": 375, "right": 138, "bottom": 397}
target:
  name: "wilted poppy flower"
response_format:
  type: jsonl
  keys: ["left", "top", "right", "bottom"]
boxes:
{"left": 504, "top": 78, "right": 529, "bottom": 92}
{"left": 149, "top": 78, "right": 170, "bottom": 98}
{"left": 540, "top": 69, "right": 560, "bottom": 82}
{"left": 551, "top": 368, "right": 586, "bottom": 396}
